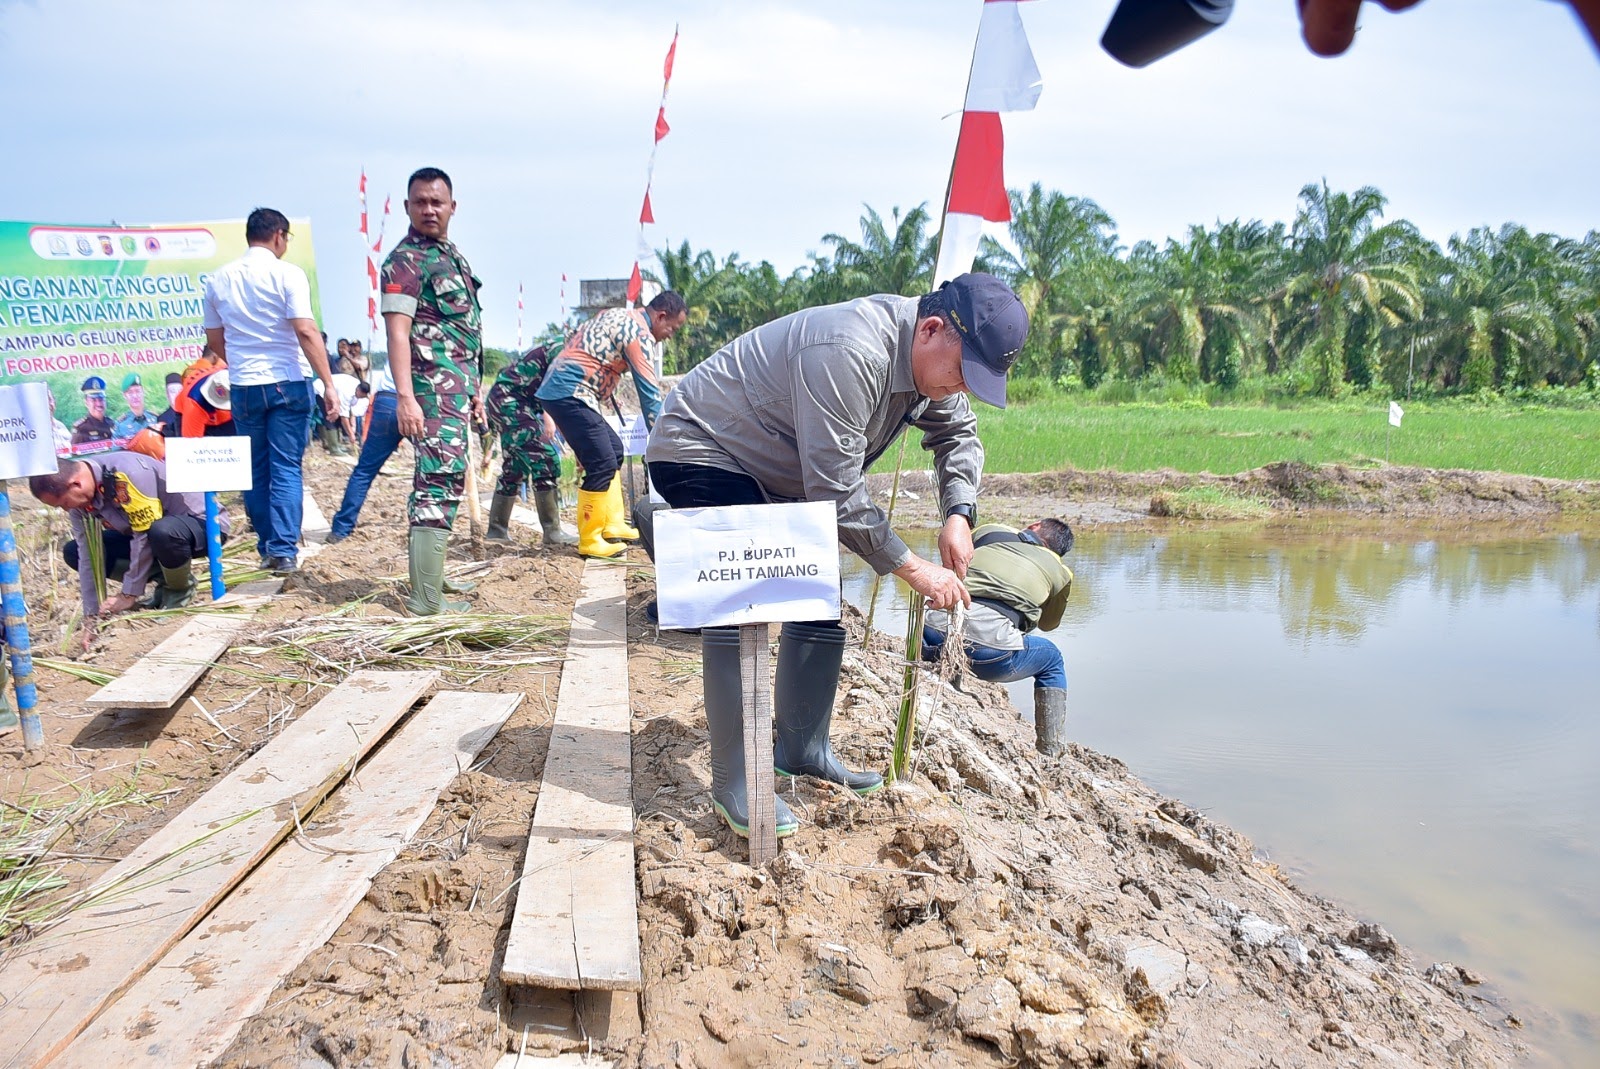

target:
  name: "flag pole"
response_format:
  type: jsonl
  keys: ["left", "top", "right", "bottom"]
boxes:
{"left": 933, "top": 10, "right": 986, "bottom": 273}
{"left": 864, "top": 7, "right": 986, "bottom": 649}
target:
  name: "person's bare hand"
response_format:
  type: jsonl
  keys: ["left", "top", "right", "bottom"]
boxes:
{"left": 893, "top": 555, "right": 971, "bottom": 611}
{"left": 319, "top": 381, "right": 341, "bottom": 425}
{"left": 1298, "top": 0, "right": 1425, "bottom": 56}
{"left": 397, "top": 395, "right": 425, "bottom": 438}
{"left": 937, "top": 516, "right": 975, "bottom": 580}
{"left": 99, "top": 592, "right": 139, "bottom": 616}
{"left": 470, "top": 396, "right": 486, "bottom": 426}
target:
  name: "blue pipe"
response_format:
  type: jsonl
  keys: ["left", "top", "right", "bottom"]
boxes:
{"left": 0, "top": 487, "right": 43, "bottom": 751}
{"left": 206, "top": 491, "right": 225, "bottom": 601}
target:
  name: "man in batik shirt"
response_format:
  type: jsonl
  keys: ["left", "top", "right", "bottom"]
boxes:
{"left": 534, "top": 292, "right": 686, "bottom": 557}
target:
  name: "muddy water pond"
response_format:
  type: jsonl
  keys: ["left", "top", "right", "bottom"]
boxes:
{"left": 842, "top": 521, "right": 1600, "bottom": 1067}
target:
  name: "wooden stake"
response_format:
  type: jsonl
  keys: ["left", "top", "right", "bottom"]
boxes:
{"left": 464, "top": 432, "right": 484, "bottom": 542}
{"left": 739, "top": 623, "right": 778, "bottom": 864}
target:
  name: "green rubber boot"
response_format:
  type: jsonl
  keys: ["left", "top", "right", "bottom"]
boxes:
{"left": 773, "top": 621, "right": 883, "bottom": 795}
{"left": 404, "top": 527, "right": 471, "bottom": 615}
{"left": 157, "top": 562, "right": 196, "bottom": 609}
{"left": 704, "top": 628, "right": 798, "bottom": 839}
{"left": 0, "top": 652, "right": 16, "bottom": 734}
{"left": 534, "top": 486, "right": 577, "bottom": 547}
{"left": 1034, "top": 687, "right": 1068, "bottom": 757}
{"left": 485, "top": 493, "right": 516, "bottom": 543}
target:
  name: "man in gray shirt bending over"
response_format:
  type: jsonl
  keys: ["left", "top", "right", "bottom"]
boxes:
{"left": 645, "top": 272, "right": 1028, "bottom": 839}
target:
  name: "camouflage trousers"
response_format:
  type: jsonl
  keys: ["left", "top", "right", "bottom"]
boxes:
{"left": 496, "top": 422, "right": 561, "bottom": 496}
{"left": 410, "top": 391, "right": 470, "bottom": 530}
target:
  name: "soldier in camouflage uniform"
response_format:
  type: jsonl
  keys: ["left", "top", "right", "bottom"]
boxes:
{"left": 484, "top": 344, "right": 575, "bottom": 546}
{"left": 380, "top": 166, "right": 484, "bottom": 615}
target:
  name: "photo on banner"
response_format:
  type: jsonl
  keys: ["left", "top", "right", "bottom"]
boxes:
{"left": 0, "top": 218, "right": 320, "bottom": 459}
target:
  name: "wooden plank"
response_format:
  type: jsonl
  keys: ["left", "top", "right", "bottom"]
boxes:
{"left": 300, "top": 488, "right": 330, "bottom": 542}
{"left": 0, "top": 670, "right": 437, "bottom": 1069}
{"left": 501, "top": 561, "right": 640, "bottom": 992}
{"left": 86, "top": 575, "right": 286, "bottom": 711}
{"left": 85, "top": 612, "right": 258, "bottom": 710}
{"left": 215, "top": 577, "right": 284, "bottom": 604}
{"left": 56, "top": 690, "right": 521, "bottom": 1069}
{"left": 740, "top": 625, "right": 779, "bottom": 864}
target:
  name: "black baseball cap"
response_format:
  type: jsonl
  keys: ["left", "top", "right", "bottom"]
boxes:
{"left": 939, "top": 273, "right": 1028, "bottom": 409}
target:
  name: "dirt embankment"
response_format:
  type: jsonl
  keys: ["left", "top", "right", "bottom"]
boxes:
{"left": 0, "top": 454, "right": 1560, "bottom": 1067}
{"left": 870, "top": 461, "right": 1600, "bottom": 531}
{"left": 623, "top": 593, "right": 1525, "bottom": 1069}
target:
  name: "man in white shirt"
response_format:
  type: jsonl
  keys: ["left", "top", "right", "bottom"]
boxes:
{"left": 313, "top": 372, "right": 362, "bottom": 454}
{"left": 202, "top": 208, "right": 339, "bottom": 574}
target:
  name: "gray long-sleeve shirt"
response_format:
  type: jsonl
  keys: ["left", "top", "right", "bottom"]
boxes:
{"left": 69, "top": 451, "right": 223, "bottom": 614}
{"left": 644, "top": 295, "right": 983, "bottom": 575}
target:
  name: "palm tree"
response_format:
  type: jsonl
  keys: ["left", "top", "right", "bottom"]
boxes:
{"left": 1279, "top": 182, "right": 1422, "bottom": 397}
{"left": 648, "top": 242, "right": 750, "bottom": 371}
{"left": 984, "top": 185, "right": 1120, "bottom": 380}
{"left": 1416, "top": 226, "right": 1562, "bottom": 392}
{"left": 822, "top": 204, "right": 935, "bottom": 297}
{"left": 1127, "top": 221, "right": 1279, "bottom": 388}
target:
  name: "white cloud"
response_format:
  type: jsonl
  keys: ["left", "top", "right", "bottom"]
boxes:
{"left": 3, "top": 0, "right": 1595, "bottom": 346}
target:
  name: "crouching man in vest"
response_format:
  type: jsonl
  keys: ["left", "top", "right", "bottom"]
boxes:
{"left": 29, "top": 452, "right": 228, "bottom": 618}
{"left": 922, "top": 518, "right": 1075, "bottom": 756}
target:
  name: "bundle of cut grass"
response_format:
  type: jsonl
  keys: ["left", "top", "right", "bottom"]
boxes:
{"left": 244, "top": 608, "right": 566, "bottom": 682}
{"left": 0, "top": 763, "right": 170, "bottom": 942}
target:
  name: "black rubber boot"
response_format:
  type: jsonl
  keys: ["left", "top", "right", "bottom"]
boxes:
{"left": 631, "top": 498, "right": 668, "bottom": 562}
{"left": 703, "top": 627, "right": 798, "bottom": 839}
{"left": 1034, "top": 687, "right": 1068, "bottom": 757}
{"left": 773, "top": 621, "right": 884, "bottom": 795}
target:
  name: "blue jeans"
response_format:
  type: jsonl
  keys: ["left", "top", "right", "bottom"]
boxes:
{"left": 922, "top": 626, "right": 1067, "bottom": 691}
{"left": 331, "top": 392, "right": 401, "bottom": 537}
{"left": 544, "top": 396, "right": 623, "bottom": 492}
{"left": 303, "top": 380, "right": 318, "bottom": 445}
{"left": 232, "top": 379, "right": 311, "bottom": 561}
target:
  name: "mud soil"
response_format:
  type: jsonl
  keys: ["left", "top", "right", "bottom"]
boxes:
{"left": 869, "top": 461, "right": 1600, "bottom": 533}
{"left": 1, "top": 457, "right": 1575, "bottom": 1067}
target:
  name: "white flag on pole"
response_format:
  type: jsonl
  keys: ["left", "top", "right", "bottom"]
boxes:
{"left": 1389, "top": 402, "right": 1403, "bottom": 428}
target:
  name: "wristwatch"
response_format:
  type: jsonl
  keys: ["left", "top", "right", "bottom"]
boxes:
{"left": 945, "top": 503, "right": 976, "bottom": 528}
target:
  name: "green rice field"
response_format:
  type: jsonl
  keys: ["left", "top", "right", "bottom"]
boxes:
{"left": 935, "top": 399, "right": 1600, "bottom": 481}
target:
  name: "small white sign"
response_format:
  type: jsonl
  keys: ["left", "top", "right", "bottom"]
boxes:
{"left": 620, "top": 412, "right": 652, "bottom": 454}
{"left": 1389, "top": 401, "right": 1404, "bottom": 428}
{"left": 655, "top": 501, "right": 841, "bottom": 630}
{"left": 165, "top": 436, "right": 253, "bottom": 493}
{"left": 0, "top": 382, "right": 63, "bottom": 480}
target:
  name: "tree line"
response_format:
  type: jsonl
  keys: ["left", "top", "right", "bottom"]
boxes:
{"left": 632, "top": 180, "right": 1599, "bottom": 401}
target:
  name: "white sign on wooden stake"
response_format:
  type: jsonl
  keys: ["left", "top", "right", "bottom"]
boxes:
{"left": 606, "top": 412, "right": 650, "bottom": 457}
{"left": 655, "top": 501, "right": 841, "bottom": 630}
{"left": 165, "top": 436, "right": 253, "bottom": 493}
{"left": 0, "top": 382, "right": 63, "bottom": 480}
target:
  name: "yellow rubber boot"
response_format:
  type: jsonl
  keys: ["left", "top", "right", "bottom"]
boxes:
{"left": 578, "top": 489, "right": 626, "bottom": 559}
{"left": 602, "top": 473, "right": 640, "bottom": 542}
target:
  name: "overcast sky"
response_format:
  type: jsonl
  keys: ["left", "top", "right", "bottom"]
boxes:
{"left": 2, "top": 0, "right": 1596, "bottom": 348}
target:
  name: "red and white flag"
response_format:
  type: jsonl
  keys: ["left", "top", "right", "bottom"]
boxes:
{"left": 933, "top": 0, "right": 1042, "bottom": 285}
{"left": 360, "top": 176, "right": 393, "bottom": 344}
{"left": 517, "top": 282, "right": 525, "bottom": 351}
{"left": 560, "top": 272, "right": 568, "bottom": 324}
{"left": 629, "top": 26, "right": 678, "bottom": 305}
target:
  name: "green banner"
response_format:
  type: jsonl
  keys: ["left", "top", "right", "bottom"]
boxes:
{"left": 0, "top": 218, "right": 320, "bottom": 457}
